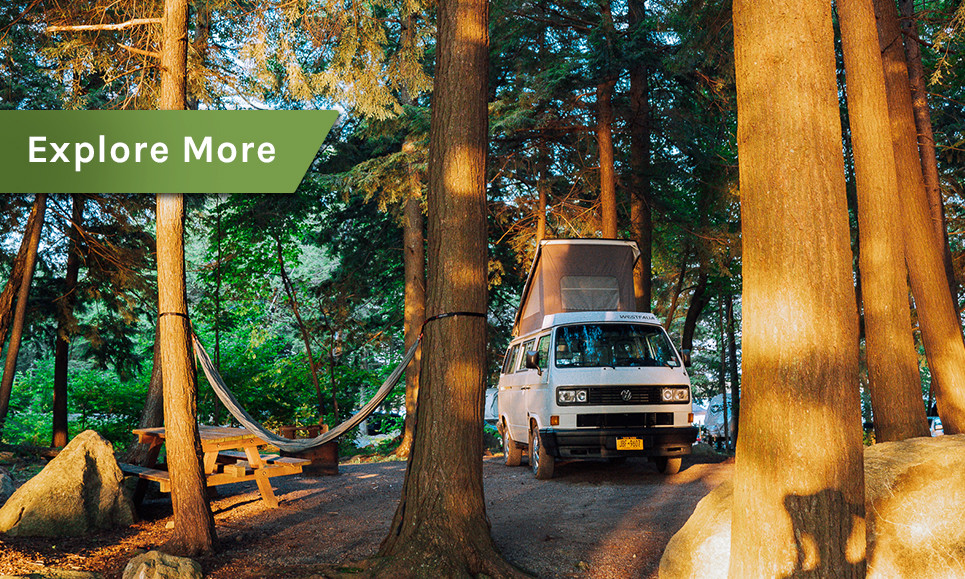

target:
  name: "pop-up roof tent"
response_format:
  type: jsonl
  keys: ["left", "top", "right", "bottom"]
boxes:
{"left": 512, "top": 239, "right": 641, "bottom": 336}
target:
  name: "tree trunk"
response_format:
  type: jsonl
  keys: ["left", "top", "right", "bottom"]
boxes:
{"left": 839, "top": 0, "right": 928, "bottom": 442}
{"left": 126, "top": 323, "right": 165, "bottom": 465}
{"left": 899, "top": 0, "right": 957, "bottom": 303}
{"left": 536, "top": 173, "right": 548, "bottom": 243}
{"left": 0, "top": 198, "right": 46, "bottom": 348}
{"left": 597, "top": 78, "right": 618, "bottom": 239}
{"left": 157, "top": 0, "right": 217, "bottom": 555}
{"left": 274, "top": 235, "right": 326, "bottom": 417}
{"left": 730, "top": 0, "right": 865, "bottom": 575}
{"left": 663, "top": 256, "right": 688, "bottom": 331}
{"left": 53, "top": 195, "right": 85, "bottom": 448}
{"left": 375, "top": 0, "right": 520, "bottom": 573}
{"left": 875, "top": 0, "right": 965, "bottom": 434}
{"left": 629, "top": 0, "right": 652, "bottom": 312}
{"left": 0, "top": 194, "right": 46, "bottom": 437}
{"left": 681, "top": 265, "right": 710, "bottom": 353}
{"left": 395, "top": 148, "right": 425, "bottom": 460}
{"left": 726, "top": 294, "right": 739, "bottom": 442}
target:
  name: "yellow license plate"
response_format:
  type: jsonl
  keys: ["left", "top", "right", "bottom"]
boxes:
{"left": 616, "top": 437, "right": 643, "bottom": 451}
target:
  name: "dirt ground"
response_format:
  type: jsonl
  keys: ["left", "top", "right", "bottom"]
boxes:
{"left": 0, "top": 451, "right": 733, "bottom": 578}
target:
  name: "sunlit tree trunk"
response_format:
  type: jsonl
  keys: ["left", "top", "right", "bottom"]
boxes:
{"left": 730, "top": 0, "right": 865, "bottom": 575}
{"left": 629, "top": 0, "right": 652, "bottom": 312}
{"left": 157, "top": 0, "right": 217, "bottom": 556}
{"left": 0, "top": 199, "right": 46, "bottom": 349}
{"left": 536, "top": 173, "right": 548, "bottom": 243}
{"left": 875, "top": 0, "right": 965, "bottom": 435}
{"left": 395, "top": 160, "right": 425, "bottom": 459}
{"left": 0, "top": 194, "right": 46, "bottom": 437}
{"left": 839, "top": 0, "right": 928, "bottom": 442}
{"left": 597, "top": 78, "right": 617, "bottom": 239}
{"left": 52, "top": 195, "right": 85, "bottom": 448}
{"left": 376, "top": 0, "right": 521, "bottom": 573}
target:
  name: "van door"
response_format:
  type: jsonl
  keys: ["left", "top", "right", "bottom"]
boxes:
{"left": 521, "top": 334, "right": 551, "bottom": 430}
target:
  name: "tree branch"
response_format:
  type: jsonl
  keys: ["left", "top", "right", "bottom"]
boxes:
{"left": 46, "top": 18, "right": 162, "bottom": 34}
{"left": 118, "top": 43, "right": 161, "bottom": 59}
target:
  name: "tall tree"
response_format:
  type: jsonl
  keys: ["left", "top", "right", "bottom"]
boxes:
{"left": 52, "top": 194, "right": 85, "bottom": 448}
{"left": 597, "top": 77, "right": 618, "bottom": 238}
{"left": 839, "top": 0, "right": 928, "bottom": 442}
{"left": 875, "top": 0, "right": 965, "bottom": 434}
{"left": 156, "top": 0, "right": 216, "bottom": 556}
{"left": 0, "top": 194, "right": 47, "bottom": 438}
{"left": 628, "top": 0, "right": 653, "bottom": 312}
{"left": 395, "top": 139, "right": 426, "bottom": 459}
{"left": 899, "top": 0, "right": 955, "bottom": 300}
{"left": 374, "top": 0, "right": 520, "bottom": 573}
{"left": 730, "top": 0, "right": 865, "bottom": 576}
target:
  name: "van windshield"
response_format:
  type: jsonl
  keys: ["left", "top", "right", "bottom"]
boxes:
{"left": 554, "top": 324, "right": 680, "bottom": 368}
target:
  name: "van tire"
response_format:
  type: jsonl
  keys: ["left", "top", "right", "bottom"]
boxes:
{"left": 655, "top": 456, "right": 682, "bottom": 475}
{"left": 529, "top": 423, "right": 555, "bottom": 480}
{"left": 503, "top": 425, "right": 522, "bottom": 466}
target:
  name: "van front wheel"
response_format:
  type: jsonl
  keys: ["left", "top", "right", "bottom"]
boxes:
{"left": 503, "top": 426, "right": 522, "bottom": 467}
{"left": 529, "top": 424, "right": 555, "bottom": 480}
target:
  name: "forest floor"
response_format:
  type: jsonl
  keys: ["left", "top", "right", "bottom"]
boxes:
{"left": 0, "top": 449, "right": 733, "bottom": 579}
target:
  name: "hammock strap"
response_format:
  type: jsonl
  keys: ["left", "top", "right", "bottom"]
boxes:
{"left": 192, "top": 334, "right": 419, "bottom": 453}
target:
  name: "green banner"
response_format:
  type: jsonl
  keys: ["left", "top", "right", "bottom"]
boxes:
{"left": 0, "top": 111, "right": 339, "bottom": 193}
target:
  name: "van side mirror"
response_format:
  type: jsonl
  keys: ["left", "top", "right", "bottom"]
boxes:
{"left": 681, "top": 349, "right": 692, "bottom": 368}
{"left": 525, "top": 351, "right": 542, "bottom": 375}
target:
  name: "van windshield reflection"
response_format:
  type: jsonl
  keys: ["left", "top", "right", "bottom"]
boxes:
{"left": 554, "top": 324, "right": 680, "bottom": 368}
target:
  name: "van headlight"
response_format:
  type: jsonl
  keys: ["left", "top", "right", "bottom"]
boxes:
{"left": 661, "top": 387, "right": 690, "bottom": 402}
{"left": 557, "top": 389, "right": 588, "bottom": 405}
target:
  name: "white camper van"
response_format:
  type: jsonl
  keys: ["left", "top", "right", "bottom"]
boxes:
{"left": 497, "top": 239, "right": 698, "bottom": 479}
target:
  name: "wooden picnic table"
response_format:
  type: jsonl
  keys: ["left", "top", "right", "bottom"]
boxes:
{"left": 123, "top": 425, "right": 308, "bottom": 508}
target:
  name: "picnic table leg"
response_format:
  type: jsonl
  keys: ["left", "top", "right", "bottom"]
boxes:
{"left": 243, "top": 445, "right": 280, "bottom": 508}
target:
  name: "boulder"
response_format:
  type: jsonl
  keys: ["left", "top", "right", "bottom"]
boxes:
{"left": 0, "top": 430, "right": 136, "bottom": 537}
{"left": 0, "top": 467, "right": 14, "bottom": 505}
{"left": 660, "top": 434, "right": 965, "bottom": 578}
{"left": 121, "top": 551, "right": 203, "bottom": 579}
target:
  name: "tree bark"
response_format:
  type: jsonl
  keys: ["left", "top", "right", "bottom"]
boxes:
{"left": 597, "top": 78, "right": 618, "bottom": 239}
{"left": 0, "top": 198, "right": 46, "bottom": 349}
{"left": 718, "top": 297, "right": 729, "bottom": 450}
{"left": 157, "top": 0, "right": 216, "bottom": 555}
{"left": 681, "top": 265, "right": 710, "bottom": 353}
{"left": 0, "top": 194, "right": 46, "bottom": 437}
{"left": 899, "top": 0, "right": 957, "bottom": 303}
{"left": 375, "top": 0, "right": 521, "bottom": 573}
{"left": 875, "top": 0, "right": 965, "bottom": 434}
{"left": 731, "top": 0, "right": 865, "bottom": 575}
{"left": 395, "top": 143, "right": 425, "bottom": 460}
{"left": 536, "top": 173, "right": 548, "bottom": 243}
{"left": 629, "top": 0, "right": 653, "bottom": 312}
{"left": 126, "top": 323, "right": 165, "bottom": 465}
{"left": 53, "top": 195, "right": 85, "bottom": 448}
{"left": 839, "top": 0, "right": 928, "bottom": 442}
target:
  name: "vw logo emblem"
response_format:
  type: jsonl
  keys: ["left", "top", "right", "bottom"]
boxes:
{"left": 620, "top": 389, "right": 633, "bottom": 402}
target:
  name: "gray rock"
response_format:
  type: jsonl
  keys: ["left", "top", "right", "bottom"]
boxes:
{"left": 660, "top": 434, "right": 965, "bottom": 578}
{"left": 0, "top": 467, "right": 14, "bottom": 505}
{"left": 0, "top": 430, "right": 136, "bottom": 537}
{"left": 122, "top": 551, "right": 203, "bottom": 579}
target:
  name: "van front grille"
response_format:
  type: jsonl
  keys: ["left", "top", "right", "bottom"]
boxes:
{"left": 584, "top": 385, "right": 689, "bottom": 405}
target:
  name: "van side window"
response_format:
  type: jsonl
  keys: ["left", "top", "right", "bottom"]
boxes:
{"left": 505, "top": 345, "right": 520, "bottom": 374}
{"left": 516, "top": 339, "right": 535, "bottom": 372}
{"left": 501, "top": 347, "right": 514, "bottom": 375}
{"left": 536, "top": 335, "right": 550, "bottom": 370}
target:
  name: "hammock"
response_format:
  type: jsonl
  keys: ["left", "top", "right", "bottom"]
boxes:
{"left": 192, "top": 334, "right": 419, "bottom": 453}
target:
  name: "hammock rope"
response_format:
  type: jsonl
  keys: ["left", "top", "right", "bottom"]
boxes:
{"left": 192, "top": 334, "right": 419, "bottom": 453}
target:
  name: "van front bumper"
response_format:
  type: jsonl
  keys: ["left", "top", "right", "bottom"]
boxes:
{"left": 539, "top": 426, "right": 698, "bottom": 459}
